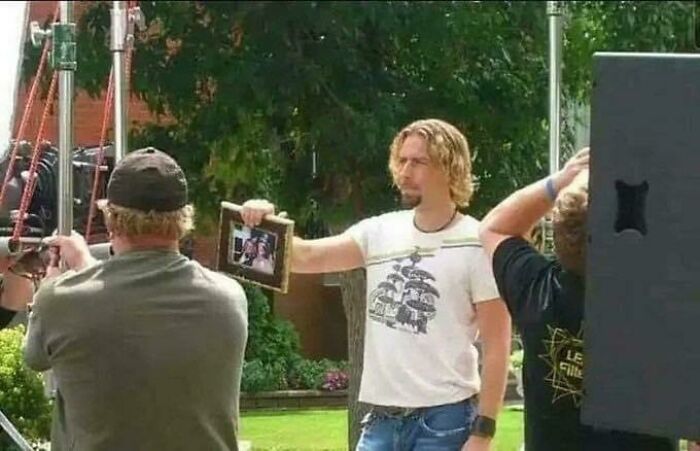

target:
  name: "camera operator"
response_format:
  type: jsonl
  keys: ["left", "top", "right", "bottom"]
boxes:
{"left": 23, "top": 147, "right": 248, "bottom": 451}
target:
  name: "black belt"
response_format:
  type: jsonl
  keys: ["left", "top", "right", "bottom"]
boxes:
{"left": 370, "top": 395, "right": 477, "bottom": 419}
{"left": 370, "top": 405, "right": 419, "bottom": 418}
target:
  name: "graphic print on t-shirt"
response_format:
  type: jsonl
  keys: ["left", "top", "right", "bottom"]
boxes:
{"left": 539, "top": 325, "right": 584, "bottom": 406}
{"left": 367, "top": 247, "right": 439, "bottom": 335}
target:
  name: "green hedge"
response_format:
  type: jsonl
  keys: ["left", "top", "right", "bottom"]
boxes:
{"left": 0, "top": 325, "right": 52, "bottom": 448}
{"left": 242, "top": 286, "right": 348, "bottom": 393}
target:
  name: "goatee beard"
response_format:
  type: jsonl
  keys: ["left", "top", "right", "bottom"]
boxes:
{"left": 401, "top": 194, "right": 421, "bottom": 209}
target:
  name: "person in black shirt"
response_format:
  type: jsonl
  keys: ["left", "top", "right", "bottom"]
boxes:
{"left": 0, "top": 256, "right": 33, "bottom": 329}
{"left": 478, "top": 148, "right": 678, "bottom": 451}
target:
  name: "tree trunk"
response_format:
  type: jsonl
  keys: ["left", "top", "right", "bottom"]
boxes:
{"left": 339, "top": 268, "right": 368, "bottom": 451}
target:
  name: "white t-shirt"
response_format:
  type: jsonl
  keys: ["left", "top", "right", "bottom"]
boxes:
{"left": 345, "top": 209, "right": 500, "bottom": 408}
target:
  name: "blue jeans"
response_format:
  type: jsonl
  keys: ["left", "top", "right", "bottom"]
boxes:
{"left": 356, "top": 397, "right": 477, "bottom": 451}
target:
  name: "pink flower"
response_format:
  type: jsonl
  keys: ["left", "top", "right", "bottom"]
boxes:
{"left": 322, "top": 370, "right": 349, "bottom": 391}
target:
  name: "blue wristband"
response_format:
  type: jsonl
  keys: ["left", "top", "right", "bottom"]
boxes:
{"left": 545, "top": 177, "right": 557, "bottom": 202}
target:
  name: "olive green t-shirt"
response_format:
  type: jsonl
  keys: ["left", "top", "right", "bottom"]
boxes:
{"left": 24, "top": 250, "right": 248, "bottom": 451}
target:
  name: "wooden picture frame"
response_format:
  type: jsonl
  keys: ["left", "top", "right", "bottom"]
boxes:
{"left": 216, "top": 201, "right": 294, "bottom": 293}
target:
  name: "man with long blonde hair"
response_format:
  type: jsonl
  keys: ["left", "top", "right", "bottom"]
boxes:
{"left": 243, "top": 119, "right": 511, "bottom": 451}
{"left": 23, "top": 147, "right": 248, "bottom": 451}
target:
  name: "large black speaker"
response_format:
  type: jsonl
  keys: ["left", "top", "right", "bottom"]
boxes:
{"left": 583, "top": 53, "right": 700, "bottom": 440}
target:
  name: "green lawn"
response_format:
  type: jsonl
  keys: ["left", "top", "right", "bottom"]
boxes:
{"left": 492, "top": 406, "right": 525, "bottom": 451}
{"left": 240, "top": 406, "right": 524, "bottom": 451}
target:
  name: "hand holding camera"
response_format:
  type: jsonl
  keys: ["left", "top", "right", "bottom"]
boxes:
{"left": 44, "top": 232, "right": 96, "bottom": 277}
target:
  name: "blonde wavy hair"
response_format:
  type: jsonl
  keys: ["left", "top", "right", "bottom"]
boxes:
{"left": 388, "top": 119, "right": 474, "bottom": 207}
{"left": 552, "top": 184, "right": 588, "bottom": 275}
{"left": 98, "top": 200, "right": 195, "bottom": 240}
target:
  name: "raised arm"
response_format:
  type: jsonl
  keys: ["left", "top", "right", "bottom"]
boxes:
{"left": 479, "top": 147, "right": 589, "bottom": 260}
{"left": 241, "top": 200, "right": 364, "bottom": 274}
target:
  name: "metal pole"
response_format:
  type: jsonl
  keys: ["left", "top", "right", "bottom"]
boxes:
{"left": 57, "top": 1, "right": 75, "bottom": 237}
{"left": 0, "top": 408, "right": 33, "bottom": 451}
{"left": 111, "top": 1, "right": 128, "bottom": 162}
{"left": 37, "top": 0, "right": 79, "bottom": 404}
{"left": 541, "top": 1, "right": 564, "bottom": 258}
{"left": 547, "top": 1, "right": 563, "bottom": 175}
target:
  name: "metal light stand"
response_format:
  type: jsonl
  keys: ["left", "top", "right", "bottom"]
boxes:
{"left": 8, "top": 2, "right": 146, "bottom": 445}
{"left": 112, "top": 1, "right": 144, "bottom": 163}
{"left": 56, "top": 0, "right": 76, "bottom": 244}
{"left": 0, "top": 408, "right": 33, "bottom": 451}
{"left": 11, "top": 3, "right": 79, "bottom": 449}
{"left": 542, "top": 1, "right": 564, "bottom": 258}
{"left": 112, "top": 1, "right": 128, "bottom": 162}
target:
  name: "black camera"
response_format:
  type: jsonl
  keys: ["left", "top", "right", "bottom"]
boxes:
{"left": 0, "top": 140, "right": 115, "bottom": 240}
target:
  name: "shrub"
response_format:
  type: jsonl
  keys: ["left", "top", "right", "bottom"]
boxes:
{"left": 240, "top": 285, "right": 350, "bottom": 392}
{"left": 244, "top": 285, "right": 301, "bottom": 368}
{"left": 240, "top": 359, "right": 288, "bottom": 393}
{"left": 288, "top": 358, "right": 348, "bottom": 391}
{"left": 0, "top": 325, "right": 52, "bottom": 448}
{"left": 286, "top": 358, "right": 323, "bottom": 390}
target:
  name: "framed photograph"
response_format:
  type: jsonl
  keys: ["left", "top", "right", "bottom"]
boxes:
{"left": 216, "top": 201, "right": 294, "bottom": 293}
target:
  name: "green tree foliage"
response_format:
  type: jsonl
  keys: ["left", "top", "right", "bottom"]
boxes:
{"left": 70, "top": 2, "right": 548, "bottom": 225}
{"left": 20, "top": 1, "right": 693, "bottom": 224}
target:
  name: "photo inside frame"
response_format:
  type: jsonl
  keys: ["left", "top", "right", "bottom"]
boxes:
{"left": 216, "top": 201, "right": 293, "bottom": 294}
{"left": 228, "top": 222, "right": 278, "bottom": 276}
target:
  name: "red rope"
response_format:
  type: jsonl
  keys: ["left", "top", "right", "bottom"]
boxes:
{"left": 12, "top": 72, "right": 59, "bottom": 243}
{"left": 85, "top": 68, "right": 115, "bottom": 241}
{"left": 125, "top": 0, "right": 136, "bottom": 94}
{"left": 85, "top": 0, "right": 139, "bottom": 243}
{"left": 0, "top": 3, "right": 60, "bottom": 210}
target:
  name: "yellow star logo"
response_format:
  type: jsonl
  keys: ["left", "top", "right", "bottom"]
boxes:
{"left": 539, "top": 325, "right": 584, "bottom": 406}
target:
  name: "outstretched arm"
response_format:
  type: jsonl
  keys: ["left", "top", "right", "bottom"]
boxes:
{"left": 290, "top": 235, "right": 364, "bottom": 273}
{"left": 241, "top": 199, "right": 364, "bottom": 274}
